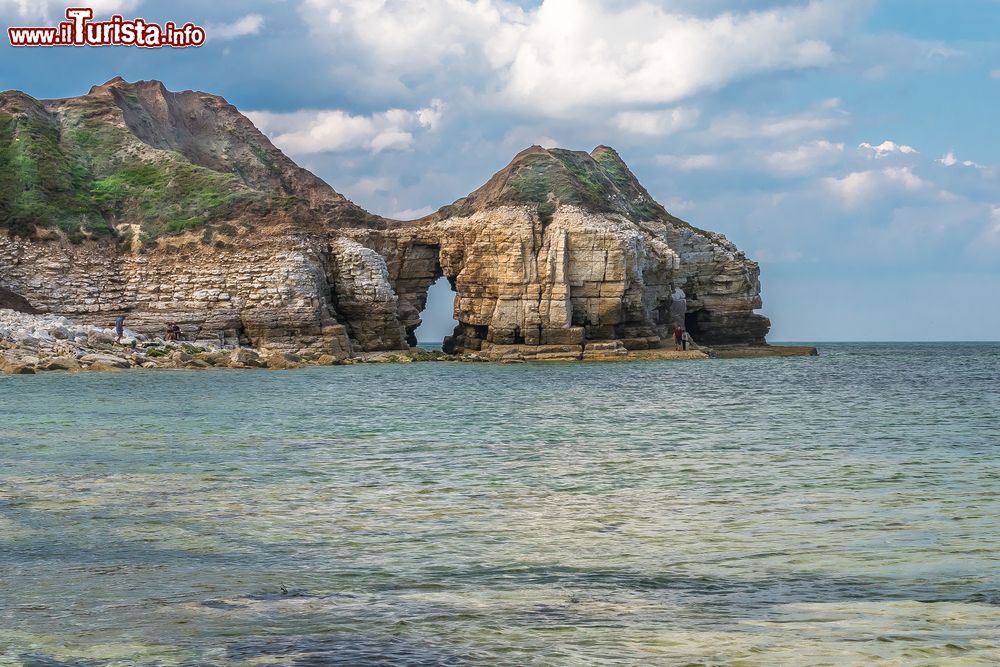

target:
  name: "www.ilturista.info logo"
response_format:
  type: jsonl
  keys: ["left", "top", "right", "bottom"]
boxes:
{"left": 7, "top": 8, "right": 206, "bottom": 48}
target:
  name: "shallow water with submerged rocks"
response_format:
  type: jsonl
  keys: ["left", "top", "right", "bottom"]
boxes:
{"left": 1, "top": 342, "right": 998, "bottom": 665}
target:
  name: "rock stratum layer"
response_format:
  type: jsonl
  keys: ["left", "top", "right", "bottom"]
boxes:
{"left": 0, "top": 78, "right": 770, "bottom": 358}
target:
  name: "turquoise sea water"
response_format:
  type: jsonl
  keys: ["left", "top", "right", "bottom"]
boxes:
{"left": 1, "top": 343, "right": 998, "bottom": 666}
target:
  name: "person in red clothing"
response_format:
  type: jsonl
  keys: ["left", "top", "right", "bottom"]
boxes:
{"left": 674, "top": 326, "right": 684, "bottom": 350}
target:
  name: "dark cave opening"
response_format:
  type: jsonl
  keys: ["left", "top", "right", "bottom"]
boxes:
{"left": 684, "top": 311, "right": 705, "bottom": 341}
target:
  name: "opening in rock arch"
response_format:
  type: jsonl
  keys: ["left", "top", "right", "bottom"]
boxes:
{"left": 412, "top": 276, "right": 459, "bottom": 350}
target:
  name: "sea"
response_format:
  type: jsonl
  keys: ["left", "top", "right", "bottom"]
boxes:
{"left": 1, "top": 343, "right": 998, "bottom": 666}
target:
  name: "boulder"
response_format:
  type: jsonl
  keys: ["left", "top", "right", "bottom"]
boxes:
{"left": 1, "top": 351, "right": 39, "bottom": 374}
{"left": 80, "top": 353, "right": 131, "bottom": 370}
{"left": 229, "top": 348, "right": 265, "bottom": 368}
{"left": 38, "top": 357, "right": 82, "bottom": 371}
{"left": 87, "top": 331, "right": 116, "bottom": 348}
{"left": 195, "top": 351, "right": 230, "bottom": 367}
{"left": 265, "top": 351, "right": 302, "bottom": 370}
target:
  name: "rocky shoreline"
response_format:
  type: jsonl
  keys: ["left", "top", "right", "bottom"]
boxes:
{"left": 0, "top": 308, "right": 338, "bottom": 374}
{"left": 0, "top": 308, "right": 815, "bottom": 374}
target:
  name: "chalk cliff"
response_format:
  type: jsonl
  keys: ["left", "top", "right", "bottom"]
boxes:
{"left": 0, "top": 78, "right": 769, "bottom": 359}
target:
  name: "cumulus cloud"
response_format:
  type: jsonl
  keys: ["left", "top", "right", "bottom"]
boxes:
{"left": 859, "top": 140, "right": 918, "bottom": 158}
{"left": 206, "top": 14, "right": 265, "bottom": 41}
{"left": 301, "top": 0, "right": 861, "bottom": 117}
{"left": 655, "top": 153, "right": 721, "bottom": 171}
{"left": 823, "top": 167, "right": 928, "bottom": 208}
{"left": 613, "top": 108, "right": 699, "bottom": 136}
{"left": 246, "top": 100, "right": 445, "bottom": 156}
{"left": 764, "top": 140, "right": 844, "bottom": 175}
{"left": 937, "top": 151, "right": 985, "bottom": 169}
{"left": 0, "top": 0, "right": 140, "bottom": 20}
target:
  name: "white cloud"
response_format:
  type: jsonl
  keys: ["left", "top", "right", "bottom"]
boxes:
{"left": 390, "top": 206, "right": 435, "bottom": 220}
{"left": 937, "top": 151, "right": 985, "bottom": 169}
{"left": 823, "top": 167, "right": 928, "bottom": 208}
{"left": 415, "top": 100, "right": 446, "bottom": 130}
{"left": 991, "top": 69, "right": 1000, "bottom": 79}
{"left": 206, "top": 14, "right": 264, "bottom": 41}
{"left": 708, "top": 103, "right": 848, "bottom": 140}
{"left": 859, "top": 140, "right": 918, "bottom": 158}
{"left": 347, "top": 177, "right": 396, "bottom": 198}
{"left": 613, "top": 108, "right": 699, "bottom": 136}
{"left": 246, "top": 100, "right": 444, "bottom": 156}
{"left": 764, "top": 140, "right": 844, "bottom": 175}
{"left": 967, "top": 206, "right": 1000, "bottom": 254}
{"left": 878, "top": 202, "right": 987, "bottom": 254}
{"left": 0, "top": 0, "right": 140, "bottom": 20}
{"left": 655, "top": 153, "right": 720, "bottom": 171}
{"left": 301, "top": 0, "right": 862, "bottom": 117}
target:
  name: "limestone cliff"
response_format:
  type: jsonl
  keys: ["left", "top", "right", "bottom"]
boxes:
{"left": 0, "top": 79, "right": 769, "bottom": 358}
{"left": 366, "top": 146, "right": 769, "bottom": 352}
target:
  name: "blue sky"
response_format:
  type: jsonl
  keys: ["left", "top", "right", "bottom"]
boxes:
{"left": 2, "top": 0, "right": 998, "bottom": 341}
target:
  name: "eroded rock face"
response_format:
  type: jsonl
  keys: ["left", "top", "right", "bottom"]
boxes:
{"left": 368, "top": 201, "right": 767, "bottom": 353}
{"left": 0, "top": 79, "right": 770, "bottom": 358}
{"left": 0, "top": 232, "right": 352, "bottom": 356}
{"left": 329, "top": 239, "right": 407, "bottom": 352}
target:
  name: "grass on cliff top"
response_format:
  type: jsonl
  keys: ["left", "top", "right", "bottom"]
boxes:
{"left": 591, "top": 147, "right": 668, "bottom": 221}
{"left": 501, "top": 148, "right": 672, "bottom": 224}
{"left": 507, "top": 150, "right": 610, "bottom": 211}
{"left": 0, "top": 100, "right": 267, "bottom": 245}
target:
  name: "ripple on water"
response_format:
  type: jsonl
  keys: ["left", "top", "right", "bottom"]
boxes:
{"left": 0, "top": 343, "right": 999, "bottom": 665}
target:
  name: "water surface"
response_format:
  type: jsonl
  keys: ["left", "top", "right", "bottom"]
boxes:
{"left": 1, "top": 343, "right": 998, "bottom": 665}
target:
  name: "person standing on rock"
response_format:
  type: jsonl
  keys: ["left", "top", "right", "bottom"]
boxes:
{"left": 114, "top": 315, "right": 125, "bottom": 344}
{"left": 682, "top": 329, "right": 693, "bottom": 351}
{"left": 674, "top": 326, "right": 684, "bottom": 350}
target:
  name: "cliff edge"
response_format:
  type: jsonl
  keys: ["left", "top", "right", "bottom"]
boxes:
{"left": 0, "top": 79, "right": 770, "bottom": 360}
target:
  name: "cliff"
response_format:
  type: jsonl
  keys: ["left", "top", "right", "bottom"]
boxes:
{"left": 0, "top": 78, "right": 770, "bottom": 361}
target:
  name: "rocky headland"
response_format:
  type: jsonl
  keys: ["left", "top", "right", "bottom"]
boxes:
{"left": 0, "top": 78, "right": 813, "bottom": 373}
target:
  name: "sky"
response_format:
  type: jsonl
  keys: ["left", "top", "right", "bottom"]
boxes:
{"left": 2, "top": 0, "right": 998, "bottom": 341}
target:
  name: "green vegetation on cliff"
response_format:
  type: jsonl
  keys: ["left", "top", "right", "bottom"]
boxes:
{"left": 0, "top": 92, "right": 269, "bottom": 244}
